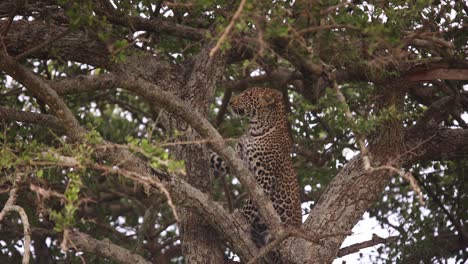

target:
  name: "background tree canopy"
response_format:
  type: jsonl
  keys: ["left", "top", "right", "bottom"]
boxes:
{"left": 0, "top": 0, "right": 467, "bottom": 263}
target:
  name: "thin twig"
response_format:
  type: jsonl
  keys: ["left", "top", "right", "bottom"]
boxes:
{"left": 371, "top": 165, "right": 424, "bottom": 205}
{"left": 320, "top": 1, "right": 352, "bottom": 15}
{"left": 209, "top": 0, "right": 247, "bottom": 57}
{"left": 330, "top": 76, "right": 425, "bottom": 205}
{"left": 330, "top": 77, "right": 370, "bottom": 168}
{"left": 413, "top": 172, "right": 465, "bottom": 240}
{"left": 0, "top": 175, "right": 31, "bottom": 264}
{"left": 30, "top": 184, "right": 67, "bottom": 201}
{"left": 297, "top": 24, "right": 360, "bottom": 35}
{"left": 29, "top": 156, "right": 181, "bottom": 222}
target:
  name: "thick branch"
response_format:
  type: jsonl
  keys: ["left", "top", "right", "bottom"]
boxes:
{"left": 117, "top": 75, "right": 283, "bottom": 233}
{"left": 406, "top": 68, "right": 468, "bottom": 82}
{"left": 0, "top": 49, "right": 87, "bottom": 141}
{"left": 167, "top": 176, "right": 258, "bottom": 259}
{"left": 284, "top": 126, "right": 468, "bottom": 263}
{"left": 68, "top": 231, "right": 151, "bottom": 264}
{"left": 173, "top": 41, "right": 227, "bottom": 263}
{"left": 3, "top": 20, "right": 110, "bottom": 67}
{"left": 404, "top": 60, "right": 468, "bottom": 82}
{"left": 50, "top": 74, "right": 118, "bottom": 95}
{"left": 405, "top": 126, "right": 468, "bottom": 162}
{"left": 98, "top": 7, "right": 207, "bottom": 41}
{"left": 2, "top": 20, "right": 180, "bottom": 87}
{"left": 0, "top": 106, "right": 62, "bottom": 131}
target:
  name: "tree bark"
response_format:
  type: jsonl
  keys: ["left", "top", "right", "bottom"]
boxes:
{"left": 283, "top": 84, "right": 406, "bottom": 263}
{"left": 172, "top": 43, "right": 227, "bottom": 264}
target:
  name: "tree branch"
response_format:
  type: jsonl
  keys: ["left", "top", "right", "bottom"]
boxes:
{"left": 402, "top": 230, "right": 468, "bottom": 262}
{"left": 405, "top": 127, "right": 468, "bottom": 163}
{"left": 96, "top": 5, "right": 208, "bottom": 41}
{"left": 29, "top": 152, "right": 259, "bottom": 261}
{"left": 15, "top": 29, "right": 70, "bottom": 61}
{"left": 337, "top": 234, "right": 398, "bottom": 257}
{"left": 117, "top": 75, "right": 283, "bottom": 234}
{"left": 209, "top": 0, "right": 247, "bottom": 57}
{"left": 0, "top": 49, "right": 87, "bottom": 141}
{"left": 404, "top": 60, "right": 468, "bottom": 82}
{"left": 284, "top": 127, "right": 468, "bottom": 263}
{"left": 0, "top": 174, "right": 31, "bottom": 264}
{"left": 68, "top": 231, "right": 151, "bottom": 264}
{"left": 406, "top": 68, "right": 468, "bottom": 82}
{"left": 0, "top": 106, "right": 63, "bottom": 131}
{"left": 49, "top": 74, "right": 118, "bottom": 95}
{"left": 3, "top": 20, "right": 110, "bottom": 66}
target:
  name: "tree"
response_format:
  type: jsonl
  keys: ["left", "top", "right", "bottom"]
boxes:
{"left": 0, "top": 0, "right": 467, "bottom": 263}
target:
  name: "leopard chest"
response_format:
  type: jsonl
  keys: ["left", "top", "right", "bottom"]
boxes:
{"left": 237, "top": 133, "right": 288, "bottom": 181}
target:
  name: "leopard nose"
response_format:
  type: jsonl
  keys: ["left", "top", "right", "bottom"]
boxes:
{"left": 235, "top": 108, "right": 245, "bottom": 115}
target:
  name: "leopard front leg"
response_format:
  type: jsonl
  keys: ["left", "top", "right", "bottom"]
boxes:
{"left": 241, "top": 172, "right": 278, "bottom": 248}
{"left": 209, "top": 141, "right": 246, "bottom": 177}
{"left": 209, "top": 151, "right": 230, "bottom": 177}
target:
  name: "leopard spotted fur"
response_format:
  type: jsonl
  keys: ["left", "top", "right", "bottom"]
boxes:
{"left": 211, "top": 87, "right": 301, "bottom": 251}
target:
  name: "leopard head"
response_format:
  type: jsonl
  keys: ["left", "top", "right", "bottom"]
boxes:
{"left": 230, "top": 87, "right": 283, "bottom": 119}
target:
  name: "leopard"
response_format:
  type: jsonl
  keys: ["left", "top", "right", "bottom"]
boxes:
{"left": 211, "top": 87, "right": 302, "bottom": 258}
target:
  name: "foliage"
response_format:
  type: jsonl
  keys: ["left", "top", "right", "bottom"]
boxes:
{"left": 0, "top": 0, "right": 467, "bottom": 263}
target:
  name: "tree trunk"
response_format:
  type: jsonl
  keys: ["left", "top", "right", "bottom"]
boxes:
{"left": 284, "top": 84, "right": 406, "bottom": 263}
{"left": 172, "top": 43, "right": 227, "bottom": 264}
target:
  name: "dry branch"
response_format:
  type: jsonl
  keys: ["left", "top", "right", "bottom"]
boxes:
{"left": 337, "top": 234, "right": 398, "bottom": 257}
{"left": 209, "top": 0, "right": 247, "bottom": 57}
{"left": 0, "top": 175, "right": 31, "bottom": 264}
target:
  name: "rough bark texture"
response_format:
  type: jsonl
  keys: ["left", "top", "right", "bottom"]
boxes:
{"left": 1, "top": 2, "right": 468, "bottom": 263}
{"left": 5, "top": 20, "right": 110, "bottom": 67}
{"left": 171, "top": 44, "right": 228, "bottom": 264}
{"left": 284, "top": 85, "right": 407, "bottom": 263}
{"left": 68, "top": 231, "right": 152, "bottom": 264}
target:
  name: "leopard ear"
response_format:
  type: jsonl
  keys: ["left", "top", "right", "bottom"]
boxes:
{"left": 259, "top": 93, "right": 276, "bottom": 107}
